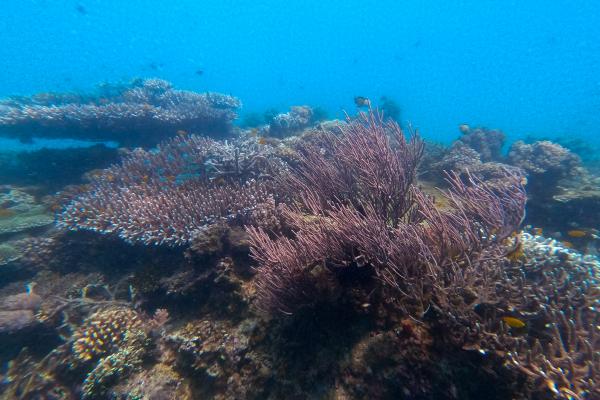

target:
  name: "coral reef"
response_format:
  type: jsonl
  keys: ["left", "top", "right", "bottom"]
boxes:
{"left": 497, "top": 233, "right": 600, "bottom": 399}
{"left": 248, "top": 110, "right": 526, "bottom": 315}
{"left": 168, "top": 318, "right": 270, "bottom": 399}
{"left": 71, "top": 307, "right": 143, "bottom": 362}
{"left": 0, "top": 78, "right": 241, "bottom": 147}
{"left": 458, "top": 125, "right": 506, "bottom": 162}
{"left": 440, "top": 231, "right": 600, "bottom": 399}
{"left": 58, "top": 134, "right": 286, "bottom": 246}
{"left": 111, "top": 363, "right": 191, "bottom": 400}
{"left": 1, "top": 99, "right": 599, "bottom": 400}
{"left": 427, "top": 141, "right": 521, "bottom": 188}
{"left": 0, "top": 186, "right": 53, "bottom": 238}
{"left": 266, "top": 105, "right": 314, "bottom": 137}
{"left": 508, "top": 140, "right": 582, "bottom": 199}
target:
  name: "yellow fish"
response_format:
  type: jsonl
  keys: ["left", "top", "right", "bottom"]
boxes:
{"left": 501, "top": 316, "right": 526, "bottom": 328}
{"left": 567, "top": 230, "right": 587, "bottom": 238}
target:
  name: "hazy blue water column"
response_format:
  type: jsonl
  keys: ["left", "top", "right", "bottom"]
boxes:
{"left": 0, "top": 0, "right": 598, "bottom": 144}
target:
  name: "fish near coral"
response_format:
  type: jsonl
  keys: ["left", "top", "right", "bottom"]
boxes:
{"left": 501, "top": 316, "right": 526, "bottom": 329}
{"left": 567, "top": 229, "right": 588, "bottom": 238}
{"left": 354, "top": 96, "right": 371, "bottom": 107}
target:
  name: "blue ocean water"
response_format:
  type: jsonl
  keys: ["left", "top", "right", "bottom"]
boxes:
{"left": 0, "top": 0, "right": 599, "bottom": 146}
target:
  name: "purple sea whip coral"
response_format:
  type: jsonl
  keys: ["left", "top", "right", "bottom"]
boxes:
{"left": 247, "top": 109, "right": 527, "bottom": 315}
{"left": 58, "top": 134, "right": 285, "bottom": 246}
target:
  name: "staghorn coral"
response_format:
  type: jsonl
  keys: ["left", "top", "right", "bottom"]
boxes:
{"left": 58, "top": 134, "right": 287, "bottom": 246}
{"left": 248, "top": 109, "right": 526, "bottom": 316}
{"left": 422, "top": 230, "right": 600, "bottom": 400}
{"left": 497, "top": 233, "right": 599, "bottom": 399}
{"left": 0, "top": 78, "right": 241, "bottom": 147}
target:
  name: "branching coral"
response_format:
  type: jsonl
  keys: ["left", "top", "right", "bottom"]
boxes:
{"left": 0, "top": 78, "right": 241, "bottom": 147}
{"left": 492, "top": 233, "right": 600, "bottom": 399}
{"left": 247, "top": 110, "right": 526, "bottom": 315}
{"left": 58, "top": 134, "right": 286, "bottom": 246}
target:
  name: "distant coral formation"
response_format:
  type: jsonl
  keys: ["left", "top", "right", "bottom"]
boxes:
{"left": 0, "top": 78, "right": 241, "bottom": 147}
{"left": 266, "top": 105, "right": 314, "bottom": 137}
{"left": 458, "top": 125, "right": 506, "bottom": 162}
{"left": 508, "top": 140, "right": 582, "bottom": 199}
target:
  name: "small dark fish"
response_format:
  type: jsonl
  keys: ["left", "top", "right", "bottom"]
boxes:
{"left": 76, "top": 3, "right": 87, "bottom": 14}
{"left": 354, "top": 96, "right": 371, "bottom": 108}
{"left": 195, "top": 69, "right": 204, "bottom": 76}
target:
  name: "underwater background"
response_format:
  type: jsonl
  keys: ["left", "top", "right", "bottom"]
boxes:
{"left": 1, "top": 0, "right": 600, "bottom": 146}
